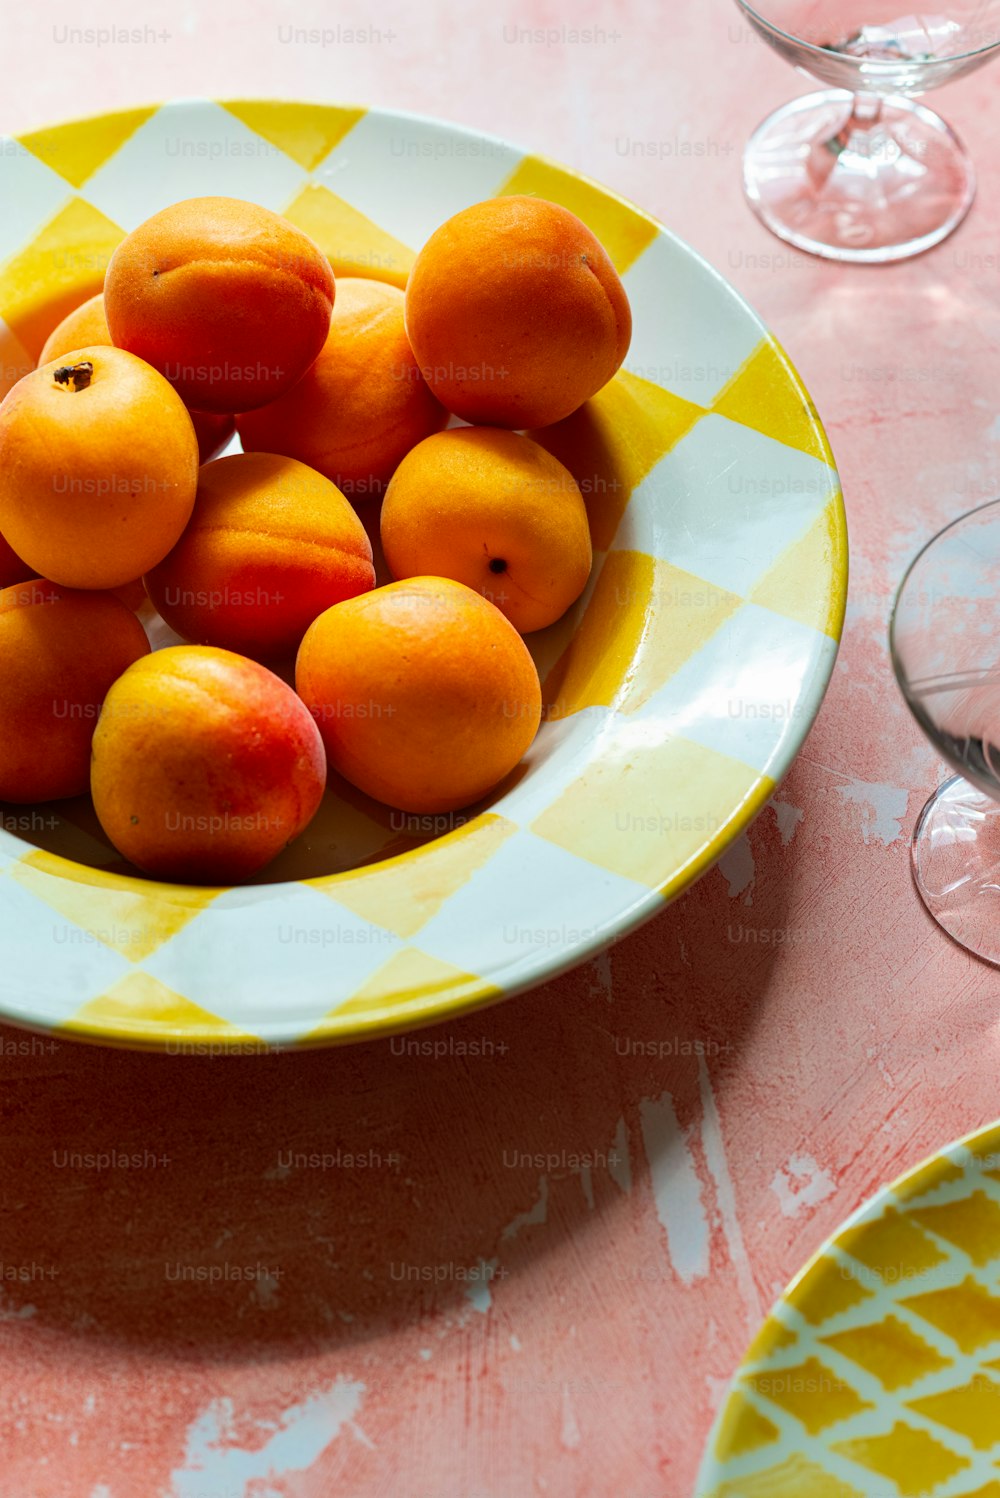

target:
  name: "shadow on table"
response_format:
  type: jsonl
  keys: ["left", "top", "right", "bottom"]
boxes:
{"left": 0, "top": 815, "right": 797, "bottom": 1365}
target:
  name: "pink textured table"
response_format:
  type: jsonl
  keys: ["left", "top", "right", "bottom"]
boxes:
{"left": 4, "top": 4, "right": 1000, "bottom": 1496}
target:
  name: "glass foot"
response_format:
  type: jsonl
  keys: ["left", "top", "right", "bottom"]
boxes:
{"left": 912, "top": 774, "right": 1000, "bottom": 966}
{"left": 743, "top": 89, "right": 976, "bottom": 263}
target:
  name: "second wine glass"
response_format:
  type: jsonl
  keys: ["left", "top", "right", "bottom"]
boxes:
{"left": 891, "top": 499, "right": 1000, "bottom": 965}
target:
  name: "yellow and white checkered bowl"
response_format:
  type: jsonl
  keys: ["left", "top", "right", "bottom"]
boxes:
{"left": 698, "top": 1121, "right": 1000, "bottom": 1496}
{"left": 0, "top": 100, "right": 847, "bottom": 1051}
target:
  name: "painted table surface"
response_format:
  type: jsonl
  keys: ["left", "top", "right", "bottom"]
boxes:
{"left": 2, "top": 3, "right": 1000, "bottom": 1497}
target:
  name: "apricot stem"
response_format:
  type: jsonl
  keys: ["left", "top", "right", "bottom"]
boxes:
{"left": 53, "top": 361, "right": 94, "bottom": 392}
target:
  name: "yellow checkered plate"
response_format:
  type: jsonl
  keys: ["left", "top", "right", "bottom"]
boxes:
{"left": 0, "top": 99, "right": 847, "bottom": 1051}
{"left": 698, "top": 1121, "right": 1000, "bottom": 1497}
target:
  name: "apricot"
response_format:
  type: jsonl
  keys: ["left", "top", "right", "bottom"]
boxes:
{"left": 112, "top": 578, "right": 148, "bottom": 612}
{"left": 91, "top": 645, "right": 327, "bottom": 883}
{"left": 0, "top": 346, "right": 199, "bottom": 589}
{"left": 38, "top": 293, "right": 110, "bottom": 366}
{"left": 404, "top": 195, "right": 632, "bottom": 429}
{"left": 40, "top": 292, "right": 237, "bottom": 461}
{"left": 0, "top": 532, "right": 32, "bottom": 590}
{"left": 381, "top": 428, "right": 592, "bottom": 633}
{"left": 145, "top": 453, "right": 376, "bottom": 660}
{"left": 104, "top": 197, "right": 335, "bottom": 412}
{"left": 0, "top": 580, "right": 150, "bottom": 803}
{"left": 296, "top": 576, "right": 542, "bottom": 813}
{"left": 237, "top": 278, "right": 447, "bottom": 500}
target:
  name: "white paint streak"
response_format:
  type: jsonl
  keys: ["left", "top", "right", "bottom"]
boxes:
{"left": 771, "top": 1154, "right": 836, "bottom": 1218}
{"left": 868, "top": 1045, "right": 896, "bottom": 1088}
{"left": 464, "top": 1259, "right": 496, "bottom": 1315}
{"left": 253, "top": 1272, "right": 281, "bottom": 1310}
{"left": 170, "top": 1379, "right": 368, "bottom": 1496}
{"left": 591, "top": 949, "right": 613, "bottom": 1000}
{"left": 706, "top": 1372, "right": 733, "bottom": 1406}
{"left": 510, "top": 1333, "right": 522, "bottom": 1351}
{"left": 697, "top": 1056, "right": 762, "bottom": 1329}
{"left": 418, "top": 1348, "right": 432, "bottom": 1361}
{"left": 718, "top": 834, "right": 755, "bottom": 899}
{"left": 560, "top": 1384, "right": 581, "bottom": 1451}
{"left": 834, "top": 779, "right": 910, "bottom": 845}
{"left": 0, "top": 1290, "right": 35, "bottom": 1321}
{"left": 639, "top": 1092, "right": 710, "bottom": 1284}
{"left": 771, "top": 798, "right": 804, "bottom": 846}
{"left": 608, "top": 1116, "right": 632, "bottom": 1194}
{"left": 501, "top": 1177, "right": 549, "bottom": 1241}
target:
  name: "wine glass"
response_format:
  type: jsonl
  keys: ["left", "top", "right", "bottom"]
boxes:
{"left": 733, "top": 1, "right": 1000, "bottom": 261}
{"left": 890, "top": 499, "right": 1000, "bottom": 964}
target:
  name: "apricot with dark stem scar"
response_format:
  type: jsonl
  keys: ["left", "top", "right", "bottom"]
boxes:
{"left": 38, "top": 297, "right": 237, "bottom": 462}
{"left": 0, "top": 345, "right": 199, "bottom": 589}
{"left": 381, "top": 427, "right": 593, "bottom": 635}
{"left": 52, "top": 360, "right": 94, "bottom": 391}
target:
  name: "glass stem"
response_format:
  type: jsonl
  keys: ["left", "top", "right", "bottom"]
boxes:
{"left": 851, "top": 93, "right": 883, "bottom": 128}
{"left": 834, "top": 92, "right": 885, "bottom": 157}
{"left": 806, "top": 92, "right": 889, "bottom": 191}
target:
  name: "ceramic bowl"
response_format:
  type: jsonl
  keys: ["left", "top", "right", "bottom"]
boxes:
{"left": 0, "top": 100, "right": 846, "bottom": 1049}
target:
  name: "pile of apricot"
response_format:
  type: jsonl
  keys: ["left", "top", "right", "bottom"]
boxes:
{"left": 0, "top": 194, "right": 631, "bottom": 882}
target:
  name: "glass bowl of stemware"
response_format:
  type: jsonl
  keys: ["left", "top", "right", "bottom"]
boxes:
{"left": 891, "top": 498, "right": 1000, "bottom": 964}
{"left": 733, "top": 1, "right": 1000, "bottom": 261}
